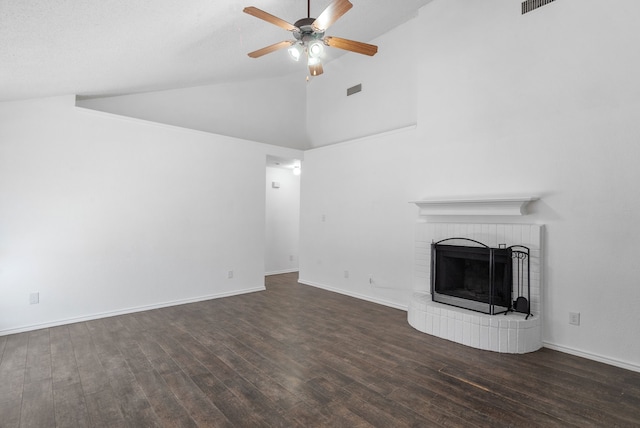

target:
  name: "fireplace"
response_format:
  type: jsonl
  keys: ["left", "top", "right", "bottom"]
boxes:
{"left": 431, "top": 239, "right": 512, "bottom": 315}
{"left": 408, "top": 212, "right": 543, "bottom": 353}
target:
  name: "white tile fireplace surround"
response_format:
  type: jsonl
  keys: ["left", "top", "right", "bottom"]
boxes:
{"left": 408, "top": 198, "right": 543, "bottom": 354}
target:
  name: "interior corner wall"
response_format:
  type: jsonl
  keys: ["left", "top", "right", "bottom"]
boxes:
{"left": 299, "top": 0, "right": 640, "bottom": 371}
{"left": 0, "top": 95, "right": 302, "bottom": 334}
{"left": 265, "top": 166, "right": 300, "bottom": 275}
{"left": 298, "top": 127, "right": 418, "bottom": 311}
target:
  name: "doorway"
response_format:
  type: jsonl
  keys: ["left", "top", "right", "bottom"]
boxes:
{"left": 265, "top": 155, "right": 301, "bottom": 275}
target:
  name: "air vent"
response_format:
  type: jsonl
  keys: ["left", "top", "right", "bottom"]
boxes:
{"left": 347, "top": 84, "right": 362, "bottom": 96}
{"left": 522, "top": 0, "right": 555, "bottom": 14}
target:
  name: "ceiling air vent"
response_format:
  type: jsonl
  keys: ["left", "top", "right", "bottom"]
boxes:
{"left": 347, "top": 84, "right": 362, "bottom": 96}
{"left": 522, "top": 0, "right": 555, "bottom": 14}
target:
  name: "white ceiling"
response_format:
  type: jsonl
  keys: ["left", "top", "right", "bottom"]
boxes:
{"left": 0, "top": 0, "right": 433, "bottom": 102}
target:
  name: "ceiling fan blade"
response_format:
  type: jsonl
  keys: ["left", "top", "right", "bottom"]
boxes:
{"left": 309, "top": 61, "right": 324, "bottom": 76}
{"left": 243, "top": 6, "right": 297, "bottom": 32}
{"left": 247, "top": 41, "right": 295, "bottom": 58}
{"left": 325, "top": 36, "right": 378, "bottom": 56}
{"left": 312, "top": 0, "right": 353, "bottom": 32}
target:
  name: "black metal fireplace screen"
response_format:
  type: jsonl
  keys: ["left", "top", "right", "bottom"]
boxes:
{"left": 431, "top": 238, "right": 531, "bottom": 318}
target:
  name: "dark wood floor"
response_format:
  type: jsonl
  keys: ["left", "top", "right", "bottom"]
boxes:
{"left": 1, "top": 272, "right": 639, "bottom": 427}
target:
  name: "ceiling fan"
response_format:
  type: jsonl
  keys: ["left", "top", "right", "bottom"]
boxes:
{"left": 243, "top": 0, "right": 378, "bottom": 77}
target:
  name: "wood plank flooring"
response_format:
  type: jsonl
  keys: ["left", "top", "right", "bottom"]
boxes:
{"left": 1, "top": 272, "right": 639, "bottom": 427}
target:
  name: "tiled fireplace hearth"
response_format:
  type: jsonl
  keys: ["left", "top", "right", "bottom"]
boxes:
{"left": 408, "top": 198, "right": 543, "bottom": 354}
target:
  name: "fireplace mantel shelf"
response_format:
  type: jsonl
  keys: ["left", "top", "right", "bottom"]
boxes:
{"left": 412, "top": 196, "right": 539, "bottom": 216}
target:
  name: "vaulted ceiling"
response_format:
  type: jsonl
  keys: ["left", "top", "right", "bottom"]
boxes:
{"left": 1, "top": 0, "right": 433, "bottom": 102}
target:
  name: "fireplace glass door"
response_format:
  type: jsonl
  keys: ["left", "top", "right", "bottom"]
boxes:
{"left": 431, "top": 243, "right": 512, "bottom": 314}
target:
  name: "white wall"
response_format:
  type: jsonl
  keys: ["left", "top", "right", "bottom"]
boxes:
{"left": 306, "top": 16, "right": 418, "bottom": 147}
{"left": 299, "top": 0, "right": 640, "bottom": 371}
{"left": 265, "top": 166, "right": 300, "bottom": 275}
{"left": 77, "top": 73, "right": 309, "bottom": 150}
{"left": 0, "top": 95, "right": 302, "bottom": 334}
{"left": 299, "top": 127, "right": 418, "bottom": 310}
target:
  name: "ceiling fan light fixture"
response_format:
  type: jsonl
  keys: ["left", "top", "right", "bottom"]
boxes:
{"left": 243, "top": 0, "right": 377, "bottom": 77}
{"left": 308, "top": 58, "right": 324, "bottom": 76}
{"left": 307, "top": 40, "right": 325, "bottom": 58}
{"left": 288, "top": 43, "right": 303, "bottom": 61}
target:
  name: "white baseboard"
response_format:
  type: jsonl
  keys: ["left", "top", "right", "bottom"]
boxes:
{"left": 543, "top": 341, "right": 640, "bottom": 373}
{"left": 265, "top": 269, "right": 299, "bottom": 276}
{"left": 0, "top": 286, "right": 266, "bottom": 337}
{"left": 298, "top": 278, "right": 408, "bottom": 311}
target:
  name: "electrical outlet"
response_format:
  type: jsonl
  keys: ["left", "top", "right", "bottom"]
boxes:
{"left": 30, "top": 292, "right": 40, "bottom": 305}
{"left": 369, "top": 275, "right": 373, "bottom": 285}
{"left": 569, "top": 312, "right": 580, "bottom": 326}
{"left": 344, "top": 270, "right": 349, "bottom": 279}
{"left": 227, "top": 270, "right": 234, "bottom": 279}
{"left": 289, "top": 255, "right": 294, "bottom": 262}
